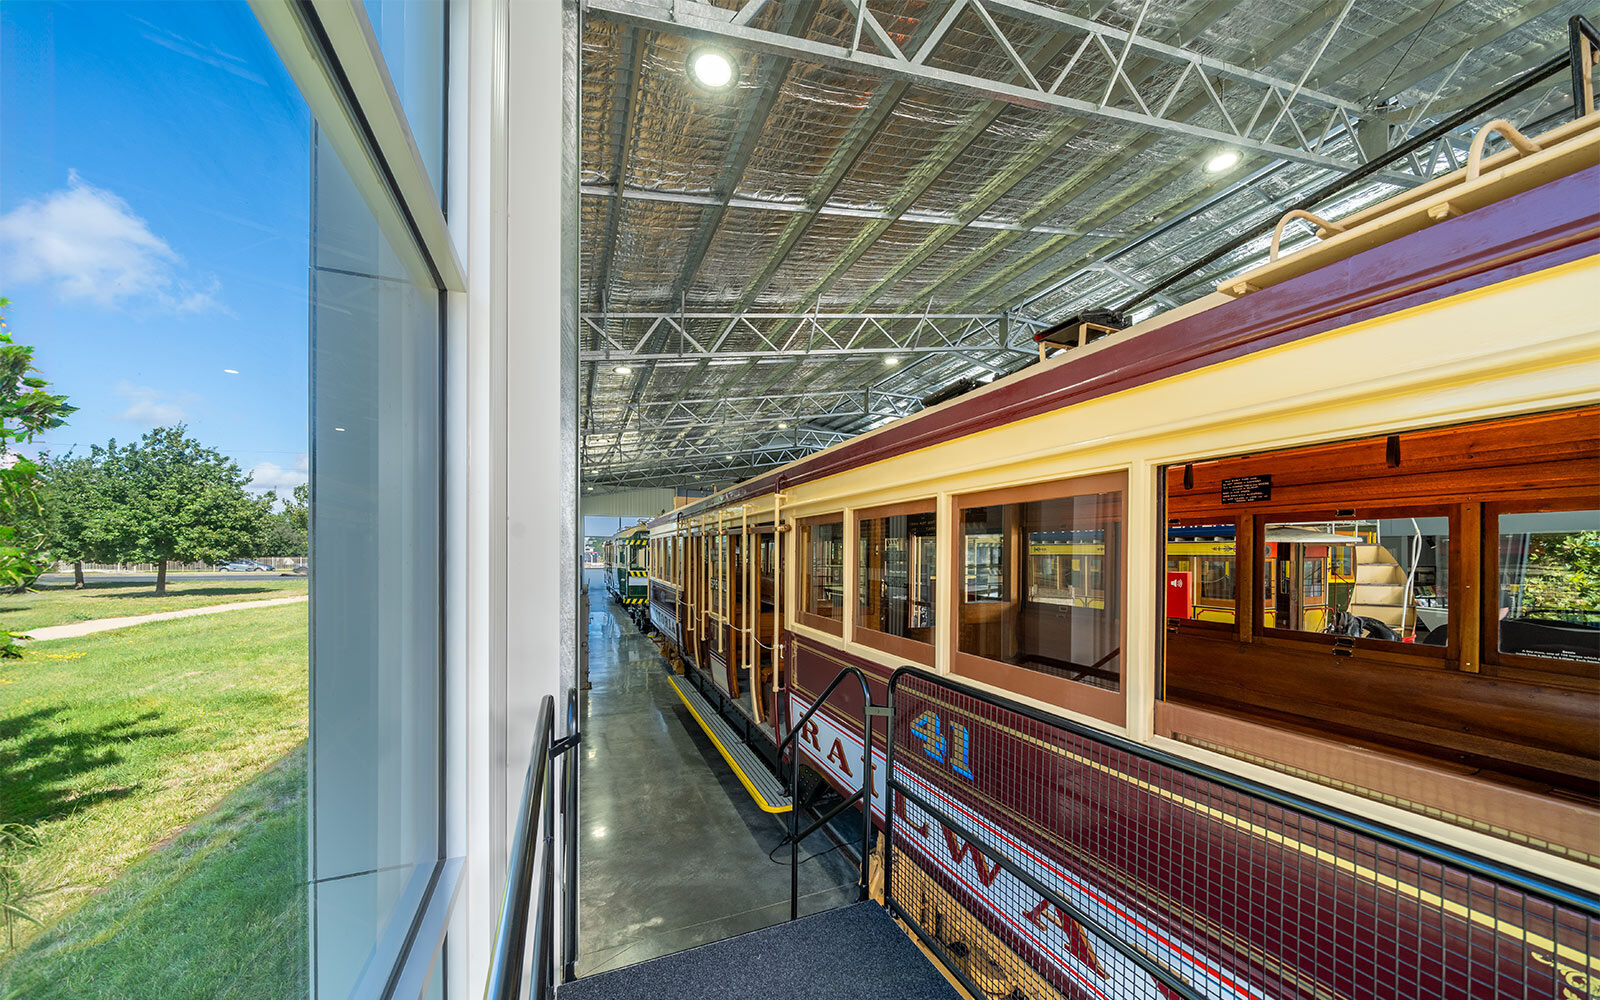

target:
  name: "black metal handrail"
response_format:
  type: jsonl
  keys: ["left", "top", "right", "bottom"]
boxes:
{"left": 776, "top": 666, "right": 875, "bottom": 921}
{"left": 880, "top": 665, "right": 1600, "bottom": 1000}
{"left": 485, "top": 690, "right": 582, "bottom": 1000}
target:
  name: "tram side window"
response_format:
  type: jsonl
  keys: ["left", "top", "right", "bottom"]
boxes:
{"left": 1165, "top": 523, "right": 1237, "bottom": 625}
{"left": 1263, "top": 516, "right": 1448, "bottom": 644}
{"left": 958, "top": 489, "right": 1122, "bottom": 691}
{"left": 1495, "top": 509, "right": 1600, "bottom": 665}
{"left": 802, "top": 518, "right": 845, "bottom": 626}
{"left": 857, "top": 509, "right": 937, "bottom": 646}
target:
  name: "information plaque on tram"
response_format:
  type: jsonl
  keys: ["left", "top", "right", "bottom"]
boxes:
{"left": 1221, "top": 474, "right": 1272, "bottom": 503}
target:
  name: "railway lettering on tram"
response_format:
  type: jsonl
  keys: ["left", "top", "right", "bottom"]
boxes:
{"left": 791, "top": 692, "right": 1264, "bottom": 1000}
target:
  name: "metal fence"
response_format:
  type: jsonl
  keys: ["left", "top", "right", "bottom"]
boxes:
{"left": 883, "top": 666, "right": 1598, "bottom": 1000}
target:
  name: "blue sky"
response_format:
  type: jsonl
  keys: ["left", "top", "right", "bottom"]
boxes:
{"left": 1, "top": 1, "right": 312, "bottom": 494}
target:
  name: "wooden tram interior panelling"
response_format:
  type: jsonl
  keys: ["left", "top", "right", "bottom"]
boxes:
{"left": 1163, "top": 407, "right": 1600, "bottom": 802}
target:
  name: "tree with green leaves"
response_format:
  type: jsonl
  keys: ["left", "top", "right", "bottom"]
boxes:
{"left": 37, "top": 450, "right": 117, "bottom": 588}
{"left": 0, "top": 298, "right": 75, "bottom": 655}
{"left": 257, "top": 484, "right": 308, "bottom": 558}
{"left": 95, "top": 426, "right": 273, "bottom": 595}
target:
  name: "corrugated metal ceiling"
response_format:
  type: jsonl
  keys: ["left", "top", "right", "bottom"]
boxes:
{"left": 579, "top": 0, "right": 1588, "bottom": 490}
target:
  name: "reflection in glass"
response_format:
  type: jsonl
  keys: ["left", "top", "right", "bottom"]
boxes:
{"left": 310, "top": 124, "right": 442, "bottom": 998}
{"left": 362, "top": 0, "right": 448, "bottom": 204}
{"left": 1497, "top": 509, "right": 1600, "bottom": 663}
{"left": 959, "top": 492, "right": 1122, "bottom": 690}
{"left": 858, "top": 511, "right": 937, "bottom": 643}
{"left": 1263, "top": 517, "right": 1447, "bottom": 643}
{"left": 1166, "top": 524, "right": 1237, "bottom": 624}
{"left": 803, "top": 520, "right": 845, "bottom": 622}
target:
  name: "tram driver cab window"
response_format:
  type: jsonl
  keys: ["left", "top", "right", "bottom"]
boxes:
{"left": 954, "top": 473, "right": 1125, "bottom": 721}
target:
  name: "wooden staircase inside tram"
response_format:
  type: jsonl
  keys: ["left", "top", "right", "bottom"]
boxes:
{"left": 1347, "top": 544, "right": 1408, "bottom": 629}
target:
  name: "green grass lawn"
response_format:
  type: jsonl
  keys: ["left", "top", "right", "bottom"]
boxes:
{"left": 0, "top": 602, "right": 307, "bottom": 982}
{"left": 0, "top": 747, "right": 307, "bottom": 1000}
{"left": 0, "top": 578, "right": 307, "bottom": 633}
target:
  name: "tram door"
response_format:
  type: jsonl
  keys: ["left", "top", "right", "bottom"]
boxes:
{"left": 688, "top": 532, "right": 702, "bottom": 668}
{"left": 724, "top": 532, "right": 742, "bottom": 697}
{"left": 758, "top": 528, "right": 781, "bottom": 728}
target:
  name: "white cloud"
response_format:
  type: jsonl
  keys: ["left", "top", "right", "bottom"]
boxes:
{"left": 248, "top": 453, "right": 309, "bottom": 498}
{"left": 114, "top": 381, "right": 199, "bottom": 426}
{"left": 0, "top": 171, "right": 224, "bottom": 314}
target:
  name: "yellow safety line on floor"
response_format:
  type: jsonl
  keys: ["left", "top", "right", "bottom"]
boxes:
{"left": 668, "top": 673, "right": 791, "bottom": 815}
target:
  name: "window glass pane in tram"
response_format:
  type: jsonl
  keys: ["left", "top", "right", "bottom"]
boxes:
{"left": 1496, "top": 509, "right": 1600, "bottom": 664}
{"left": 1263, "top": 517, "right": 1448, "bottom": 644}
{"left": 1165, "top": 523, "right": 1237, "bottom": 625}
{"left": 959, "top": 492, "right": 1122, "bottom": 690}
{"left": 857, "top": 511, "right": 937, "bottom": 643}
{"left": 708, "top": 534, "right": 724, "bottom": 618}
{"left": 802, "top": 519, "right": 845, "bottom": 622}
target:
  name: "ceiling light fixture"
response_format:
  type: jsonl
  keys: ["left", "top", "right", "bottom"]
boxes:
{"left": 688, "top": 47, "right": 737, "bottom": 90}
{"left": 614, "top": 365, "right": 633, "bottom": 375}
{"left": 1205, "top": 150, "right": 1240, "bottom": 173}
{"left": 777, "top": 422, "right": 788, "bottom": 429}
{"left": 884, "top": 356, "right": 900, "bottom": 366}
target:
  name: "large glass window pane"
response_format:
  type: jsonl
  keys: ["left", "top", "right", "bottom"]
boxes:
{"left": 1496, "top": 509, "right": 1600, "bottom": 664}
{"left": 0, "top": 3, "right": 335, "bottom": 995}
{"left": 958, "top": 490, "right": 1122, "bottom": 691}
{"left": 363, "top": 0, "right": 447, "bottom": 204}
{"left": 857, "top": 510, "right": 937, "bottom": 645}
{"left": 802, "top": 519, "right": 845, "bottom": 624}
{"left": 309, "top": 120, "right": 442, "bottom": 997}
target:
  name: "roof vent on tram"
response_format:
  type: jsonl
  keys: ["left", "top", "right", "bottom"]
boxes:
{"left": 1032, "top": 309, "right": 1126, "bottom": 362}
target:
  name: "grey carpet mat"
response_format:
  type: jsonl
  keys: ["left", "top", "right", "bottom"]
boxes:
{"left": 560, "top": 902, "right": 962, "bottom": 1000}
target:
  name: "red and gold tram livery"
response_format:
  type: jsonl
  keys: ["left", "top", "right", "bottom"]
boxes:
{"left": 643, "top": 110, "right": 1600, "bottom": 999}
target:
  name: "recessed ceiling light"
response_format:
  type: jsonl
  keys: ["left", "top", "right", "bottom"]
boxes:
{"left": 223, "top": 368, "right": 239, "bottom": 374}
{"left": 614, "top": 365, "right": 633, "bottom": 375}
{"left": 1205, "top": 150, "right": 1240, "bottom": 173}
{"left": 688, "top": 47, "right": 736, "bottom": 90}
{"left": 884, "top": 356, "right": 900, "bottom": 366}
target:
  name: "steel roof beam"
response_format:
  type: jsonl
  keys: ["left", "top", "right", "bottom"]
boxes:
{"left": 604, "top": 2, "right": 821, "bottom": 459}
{"left": 583, "top": 0, "right": 1416, "bottom": 180}
{"left": 577, "top": 185, "right": 1132, "bottom": 236}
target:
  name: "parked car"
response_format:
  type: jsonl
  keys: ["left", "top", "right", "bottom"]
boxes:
{"left": 218, "top": 560, "right": 270, "bottom": 572}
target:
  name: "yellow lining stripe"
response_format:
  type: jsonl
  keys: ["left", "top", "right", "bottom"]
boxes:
{"left": 668, "top": 674, "right": 791, "bottom": 814}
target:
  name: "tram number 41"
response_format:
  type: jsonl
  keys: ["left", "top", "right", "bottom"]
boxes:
{"left": 910, "top": 711, "right": 976, "bottom": 781}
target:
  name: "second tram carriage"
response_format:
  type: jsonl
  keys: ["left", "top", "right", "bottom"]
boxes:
{"left": 638, "top": 102, "right": 1600, "bottom": 1000}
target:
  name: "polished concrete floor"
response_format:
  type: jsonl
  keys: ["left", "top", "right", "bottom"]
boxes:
{"left": 575, "top": 572, "right": 859, "bottom": 978}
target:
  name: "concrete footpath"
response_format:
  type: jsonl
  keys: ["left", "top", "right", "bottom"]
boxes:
{"left": 23, "top": 595, "right": 309, "bottom": 642}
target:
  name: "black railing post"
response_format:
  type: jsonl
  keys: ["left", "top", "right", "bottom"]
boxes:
{"left": 881, "top": 679, "right": 897, "bottom": 915}
{"left": 778, "top": 666, "right": 875, "bottom": 921}
{"left": 562, "top": 689, "right": 580, "bottom": 983}
{"left": 789, "top": 737, "right": 801, "bottom": 921}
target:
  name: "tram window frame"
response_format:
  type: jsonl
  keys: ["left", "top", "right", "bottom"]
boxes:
{"left": 1254, "top": 505, "right": 1457, "bottom": 665}
{"left": 853, "top": 499, "right": 938, "bottom": 665}
{"left": 951, "top": 472, "right": 1127, "bottom": 726}
{"left": 798, "top": 514, "right": 846, "bottom": 636}
{"left": 1482, "top": 497, "right": 1600, "bottom": 685}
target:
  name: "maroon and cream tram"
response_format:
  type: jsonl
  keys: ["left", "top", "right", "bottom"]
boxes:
{"left": 641, "top": 102, "right": 1600, "bottom": 1000}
